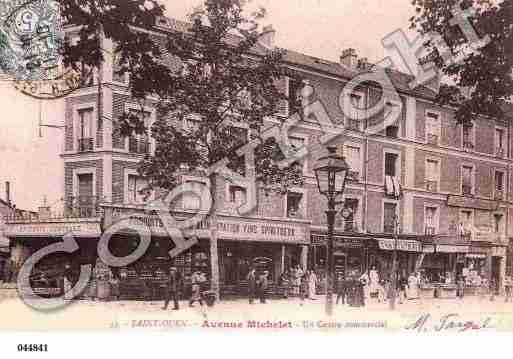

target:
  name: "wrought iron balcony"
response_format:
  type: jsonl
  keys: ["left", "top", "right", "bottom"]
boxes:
{"left": 462, "top": 184, "right": 473, "bottom": 196}
{"left": 65, "top": 196, "right": 102, "bottom": 218}
{"left": 463, "top": 141, "right": 474, "bottom": 150}
{"left": 496, "top": 147, "right": 505, "bottom": 158}
{"left": 77, "top": 138, "right": 94, "bottom": 152}
{"left": 426, "top": 180, "right": 438, "bottom": 192}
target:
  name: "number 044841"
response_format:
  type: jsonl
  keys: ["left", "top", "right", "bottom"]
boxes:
{"left": 17, "top": 344, "right": 48, "bottom": 352}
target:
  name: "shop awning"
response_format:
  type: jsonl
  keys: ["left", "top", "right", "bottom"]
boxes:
{"left": 377, "top": 238, "right": 422, "bottom": 252}
{"left": 467, "top": 253, "right": 486, "bottom": 259}
{"left": 436, "top": 244, "right": 469, "bottom": 253}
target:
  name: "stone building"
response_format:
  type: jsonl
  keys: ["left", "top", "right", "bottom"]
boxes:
{"left": 3, "top": 17, "right": 513, "bottom": 298}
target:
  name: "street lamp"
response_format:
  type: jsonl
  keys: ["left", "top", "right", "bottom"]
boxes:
{"left": 314, "top": 146, "right": 350, "bottom": 316}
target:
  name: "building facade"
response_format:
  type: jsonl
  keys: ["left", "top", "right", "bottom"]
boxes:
{"left": 3, "top": 17, "right": 513, "bottom": 299}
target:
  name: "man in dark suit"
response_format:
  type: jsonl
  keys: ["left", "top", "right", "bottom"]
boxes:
{"left": 257, "top": 271, "right": 269, "bottom": 304}
{"left": 163, "top": 267, "right": 181, "bottom": 310}
{"left": 336, "top": 276, "right": 347, "bottom": 305}
{"left": 247, "top": 267, "right": 257, "bottom": 304}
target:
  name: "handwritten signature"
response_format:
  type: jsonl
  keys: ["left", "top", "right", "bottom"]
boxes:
{"left": 405, "top": 313, "right": 492, "bottom": 332}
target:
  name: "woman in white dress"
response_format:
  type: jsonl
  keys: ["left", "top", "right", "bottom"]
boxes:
{"left": 407, "top": 272, "right": 419, "bottom": 299}
{"left": 369, "top": 266, "right": 380, "bottom": 297}
{"left": 308, "top": 270, "right": 317, "bottom": 299}
{"left": 360, "top": 271, "right": 370, "bottom": 302}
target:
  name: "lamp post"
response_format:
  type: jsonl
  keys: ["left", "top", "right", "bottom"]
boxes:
{"left": 314, "top": 146, "right": 350, "bottom": 316}
{"left": 389, "top": 214, "right": 400, "bottom": 310}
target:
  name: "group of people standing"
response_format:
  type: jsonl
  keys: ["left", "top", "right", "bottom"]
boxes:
{"left": 162, "top": 267, "right": 207, "bottom": 310}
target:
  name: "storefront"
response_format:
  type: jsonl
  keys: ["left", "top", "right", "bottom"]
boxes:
{"left": 373, "top": 236, "right": 424, "bottom": 280}
{"left": 217, "top": 217, "right": 309, "bottom": 297}
{"left": 3, "top": 219, "right": 102, "bottom": 295}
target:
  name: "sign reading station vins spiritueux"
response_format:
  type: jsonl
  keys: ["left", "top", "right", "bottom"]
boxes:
{"left": 215, "top": 219, "right": 308, "bottom": 244}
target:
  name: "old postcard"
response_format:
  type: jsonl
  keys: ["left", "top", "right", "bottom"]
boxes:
{"left": 1, "top": 0, "right": 513, "bottom": 345}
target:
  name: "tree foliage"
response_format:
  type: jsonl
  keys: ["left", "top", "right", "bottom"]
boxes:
{"left": 61, "top": 0, "right": 304, "bottom": 199}
{"left": 410, "top": 0, "right": 513, "bottom": 122}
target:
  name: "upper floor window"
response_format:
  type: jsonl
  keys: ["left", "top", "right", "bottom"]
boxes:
{"left": 495, "top": 128, "right": 505, "bottom": 157}
{"left": 229, "top": 185, "right": 246, "bottom": 207}
{"left": 344, "top": 145, "right": 361, "bottom": 181}
{"left": 383, "top": 202, "right": 398, "bottom": 233}
{"left": 462, "top": 123, "right": 474, "bottom": 149}
{"left": 425, "top": 206, "right": 438, "bottom": 235}
{"left": 461, "top": 165, "right": 474, "bottom": 195}
{"left": 385, "top": 125, "right": 399, "bottom": 138}
{"left": 127, "top": 175, "right": 150, "bottom": 204}
{"left": 425, "top": 111, "right": 441, "bottom": 145}
{"left": 182, "top": 180, "right": 207, "bottom": 211}
{"left": 77, "top": 108, "right": 94, "bottom": 152}
{"left": 288, "top": 77, "right": 303, "bottom": 112}
{"left": 128, "top": 109, "right": 151, "bottom": 154}
{"left": 384, "top": 152, "right": 401, "bottom": 197}
{"left": 426, "top": 159, "right": 440, "bottom": 192}
{"left": 459, "top": 210, "right": 474, "bottom": 236}
{"left": 343, "top": 198, "right": 359, "bottom": 232}
{"left": 495, "top": 171, "right": 505, "bottom": 200}
{"left": 346, "top": 93, "right": 363, "bottom": 130}
{"left": 286, "top": 191, "right": 304, "bottom": 218}
{"left": 494, "top": 213, "right": 504, "bottom": 233}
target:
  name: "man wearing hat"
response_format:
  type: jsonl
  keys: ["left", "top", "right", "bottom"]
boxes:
{"left": 163, "top": 266, "right": 182, "bottom": 310}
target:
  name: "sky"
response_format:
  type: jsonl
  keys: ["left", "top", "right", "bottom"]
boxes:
{"left": 0, "top": 0, "right": 416, "bottom": 211}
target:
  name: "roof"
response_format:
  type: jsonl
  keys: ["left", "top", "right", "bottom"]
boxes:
{"left": 156, "top": 17, "right": 440, "bottom": 100}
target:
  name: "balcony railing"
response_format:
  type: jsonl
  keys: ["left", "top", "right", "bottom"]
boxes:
{"left": 427, "top": 134, "right": 439, "bottom": 145}
{"left": 426, "top": 180, "right": 438, "bottom": 192}
{"left": 425, "top": 226, "right": 436, "bottom": 235}
{"left": 346, "top": 119, "right": 360, "bottom": 131}
{"left": 347, "top": 170, "right": 359, "bottom": 182}
{"left": 496, "top": 147, "right": 505, "bottom": 158}
{"left": 343, "top": 220, "right": 360, "bottom": 233}
{"left": 129, "top": 138, "right": 150, "bottom": 154}
{"left": 65, "top": 196, "right": 101, "bottom": 218}
{"left": 462, "top": 184, "right": 473, "bottom": 196}
{"left": 77, "top": 138, "right": 94, "bottom": 152}
{"left": 463, "top": 141, "right": 474, "bottom": 150}
{"left": 495, "top": 189, "right": 504, "bottom": 201}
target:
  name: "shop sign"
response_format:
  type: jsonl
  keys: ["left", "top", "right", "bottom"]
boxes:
{"left": 311, "top": 234, "right": 365, "bottom": 249}
{"left": 447, "top": 195, "right": 499, "bottom": 211}
{"left": 492, "top": 246, "right": 506, "bottom": 257}
{"left": 422, "top": 245, "right": 435, "bottom": 253}
{"left": 466, "top": 253, "right": 487, "bottom": 259}
{"left": 377, "top": 239, "right": 422, "bottom": 252}
{"left": 473, "top": 231, "right": 493, "bottom": 242}
{"left": 216, "top": 219, "right": 307, "bottom": 244}
{"left": 436, "top": 244, "right": 469, "bottom": 253}
{"left": 4, "top": 221, "right": 101, "bottom": 238}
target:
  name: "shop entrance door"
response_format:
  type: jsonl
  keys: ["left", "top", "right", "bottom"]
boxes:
{"left": 334, "top": 253, "right": 346, "bottom": 281}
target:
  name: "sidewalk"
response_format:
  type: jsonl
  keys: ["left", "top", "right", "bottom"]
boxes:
{"left": 3, "top": 294, "right": 513, "bottom": 331}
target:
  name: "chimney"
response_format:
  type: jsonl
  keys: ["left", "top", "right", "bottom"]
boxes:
{"left": 5, "top": 181, "right": 10, "bottom": 205}
{"left": 340, "top": 48, "right": 358, "bottom": 69}
{"left": 358, "top": 57, "right": 371, "bottom": 71}
{"left": 259, "top": 25, "right": 276, "bottom": 49}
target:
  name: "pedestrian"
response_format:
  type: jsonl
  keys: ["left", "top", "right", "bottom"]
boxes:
{"left": 377, "top": 279, "right": 386, "bottom": 303}
{"left": 335, "top": 276, "right": 347, "bottom": 305}
{"left": 398, "top": 275, "right": 407, "bottom": 304}
{"left": 505, "top": 276, "right": 512, "bottom": 303}
{"left": 457, "top": 275, "right": 465, "bottom": 300}
{"left": 369, "top": 266, "right": 380, "bottom": 298}
{"left": 163, "top": 267, "right": 181, "bottom": 310}
{"left": 257, "top": 271, "right": 269, "bottom": 304}
{"left": 294, "top": 265, "right": 303, "bottom": 296}
{"left": 279, "top": 270, "right": 290, "bottom": 299}
{"left": 308, "top": 269, "right": 317, "bottom": 300}
{"left": 110, "top": 275, "right": 121, "bottom": 302}
{"left": 299, "top": 272, "right": 309, "bottom": 305}
{"left": 247, "top": 267, "right": 257, "bottom": 304}
{"left": 63, "top": 264, "right": 73, "bottom": 300}
{"left": 490, "top": 278, "right": 496, "bottom": 302}
{"left": 189, "top": 271, "right": 204, "bottom": 308}
{"left": 360, "top": 271, "right": 370, "bottom": 304}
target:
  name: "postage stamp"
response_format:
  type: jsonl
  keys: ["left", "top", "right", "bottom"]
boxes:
{"left": 0, "top": 0, "right": 512, "bottom": 355}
